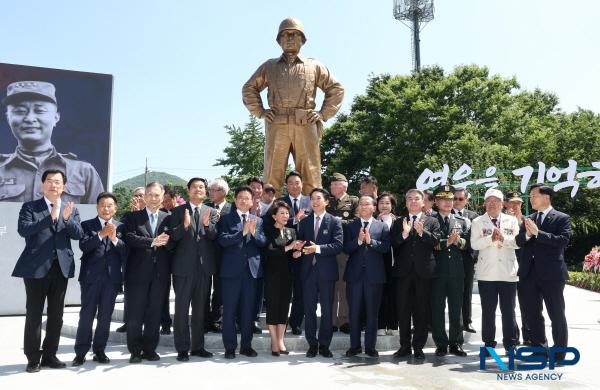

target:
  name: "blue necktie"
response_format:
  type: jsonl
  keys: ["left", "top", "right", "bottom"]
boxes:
{"left": 150, "top": 213, "right": 157, "bottom": 236}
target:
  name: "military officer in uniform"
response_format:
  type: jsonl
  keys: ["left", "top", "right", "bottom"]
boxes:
{"left": 431, "top": 185, "right": 468, "bottom": 357}
{"left": 326, "top": 172, "right": 358, "bottom": 333}
{"left": 242, "top": 17, "right": 344, "bottom": 195}
{"left": 1, "top": 81, "right": 104, "bottom": 203}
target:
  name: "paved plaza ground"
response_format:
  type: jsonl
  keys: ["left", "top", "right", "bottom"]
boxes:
{"left": 0, "top": 284, "right": 597, "bottom": 389}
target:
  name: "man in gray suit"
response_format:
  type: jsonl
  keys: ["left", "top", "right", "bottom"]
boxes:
{"left": 12, "top": 168, "right": 83, "bottom": 373}
{"left": 168, "top": 178, "right": 219, "bottom": 361}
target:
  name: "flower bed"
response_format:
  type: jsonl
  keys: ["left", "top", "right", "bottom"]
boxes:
{"left": 567, "top": 271, "right": 600, "bottom": 292}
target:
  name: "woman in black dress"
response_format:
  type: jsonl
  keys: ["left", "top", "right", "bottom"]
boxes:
{"left": 264, "top": 201, "right": 301, "bottom": 356}
{"left": 376, "top": 192, "right": 399, "bottom": 336}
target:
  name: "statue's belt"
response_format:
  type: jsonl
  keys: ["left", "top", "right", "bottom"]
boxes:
{"left": 272, "top": 108, "right": 312, "bottom": 125}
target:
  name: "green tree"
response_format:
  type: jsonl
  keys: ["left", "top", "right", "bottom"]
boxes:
{"left": 214, "top": 115, "right": 265, "bottom": 191}
{"left": 321, "top": 65, "right": 600, "bottom": 264}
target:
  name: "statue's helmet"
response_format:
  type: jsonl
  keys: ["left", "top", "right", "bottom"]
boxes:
{"left": 276, "top": 17, "right": 306, "bottom": 44}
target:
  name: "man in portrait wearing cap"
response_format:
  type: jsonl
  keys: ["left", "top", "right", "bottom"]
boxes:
{"left": 242, "top": 17, "right": 344, "bottom": 196}
{"left": 470, "top": 188, "right": 521, "bottom": 354}
{"left": 504, "top": 191, "right": 531, "bottom": 345}
{"left": 431, "top": 185, "right": 469, "bottom": 357}
{"left": 326, "top": 172, "right": 358, "bottom": 334}
{"left": 1, "top": 81, "right": 104, "bottom": 203}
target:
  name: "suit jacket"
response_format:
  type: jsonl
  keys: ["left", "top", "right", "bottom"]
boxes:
{"left": 217, "top": 211, "right": 267, "bottom": 278}
{"left": 296, "top": 212, "right": 343, "bottom": 282}
{"left": 122, "top": 208, "right": 171, "bottom": 284}
{"left": 78, "top": 217, "right": 127, "bottom": 284}
{"left": 277, "top": 194, "right": 312, "bottom": 229}
{"left": 207, "top": 201, "right": 233, "bottom": 217}
{"left": 343, "top": 218, "right": 390, "bottom": 284}
{"left": 390, "top": 214, "right": 440, "bottom": 278}
{"left": 13, "top": 197, "right": 83, "bottom": 279}
{"left": 515, "top": 209, "right": 571, "bottom": 281}
{"left": 168, "top": 203, "right": 218, "bottom": 276}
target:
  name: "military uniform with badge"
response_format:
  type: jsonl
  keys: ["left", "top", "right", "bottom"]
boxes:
{"left": 326, "top": 173, "right": 358, "bottom": 332}
{"left": 431, "top": 185, "right": 469, "bottom": 356}
{"left": 1, "top": 81, "right": 104, "bottom": 203}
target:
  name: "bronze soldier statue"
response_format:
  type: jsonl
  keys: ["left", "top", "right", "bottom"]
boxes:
{"left": 242, "top": 17, "right": 344, "bottom": 195}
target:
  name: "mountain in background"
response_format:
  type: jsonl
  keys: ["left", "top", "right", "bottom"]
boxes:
{"left": 113, "top": 171, "right": 187, "bottom": 190}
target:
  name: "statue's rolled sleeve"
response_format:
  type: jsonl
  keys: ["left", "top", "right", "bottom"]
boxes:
{"left": 242, "top": 62, "right": 268, "bottom": 118}
{"left": 315, "top": 62, "right": 344, "bottom": 121}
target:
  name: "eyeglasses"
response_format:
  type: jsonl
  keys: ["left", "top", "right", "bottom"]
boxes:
{"left": 454, "top": 197, "right": 466, "bottom": 201}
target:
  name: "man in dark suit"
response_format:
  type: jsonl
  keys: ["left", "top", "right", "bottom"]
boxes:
{"left": 391, "top": 189, "right": 440, "bottom": 359}
{"left": 72, "top": 192, "right": 127, "bottom": 366}
{"left": 343, "top": 195, "right": 390, "bottom": 358}
{"left": 452, "top": 188, "right": 478, "bottom": 333}
{"left": 277, "top": 171, "right": 311, "bottom": 335}
{"left": 516, "top": 183, "right": 571, "bottom": 359}
{"left": 218, "top": 185, "right": 267, "bottom": 359}
{"left": 293, "top": 188, "right": 343, "bottom": 358}
{"left": 205, "top": 178, "right": 233, "bottom": 333}
{"left": 122, "top": 182, "right": 171, "bottom": 363}
{"left": 12, "top": 169, "right": 83, "bottom": 373}
{"left": 168, "top": 178, "right": 218, "bottom": 361}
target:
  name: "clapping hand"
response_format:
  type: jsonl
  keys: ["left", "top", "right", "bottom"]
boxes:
{"left": 414, "top": 220, "right": 424, "bottom": 236}
{"left": 303, "top": 241, "right": 318, "bottom": 254}
{"left": 246, "top": 219, "right": 257, "bottom": 236}
{"left": 524, "top": 218, "right": 539, "bottom": 236}
{"left": 62, "top": 201, "right": 74, "bottom": 220}
{"left": 358, "top": 227, "right": 367, "bottom": 243}
{"left": 402, "top": 218, "right": 411, "bottom": 236}
{"left": 183, "top": 209, "right": 191, "bottom": 230}
{"left": 106, "top": 223, "right": 117, "bottom": 241}
{"left": 153, "top": 232, "right": 169, "bottom": 247}
{"left": 203, "top": 209, "right": 211, "bottom": 226}
{"left": 364, "top": 228, "right": 371, "bottom": 245}
{"left": 492, "top": 227, "right": 504, "bottom": 242}
{"left": 296, "top": 208, "right": 307, "bottom": 222}
{"left": 447, "top": 230, "right": 460, "bottom": 246}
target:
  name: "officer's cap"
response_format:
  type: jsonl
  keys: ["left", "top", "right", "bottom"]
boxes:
{"left": 484, "top": 188, "right": 504, "bottom": 201}
{"left": 506, "top": 191, "right": 523, "bottom": 203}
{"left": 433, "top": 184, "right": 455, "bottom": 199}
{"left": 330, "top": 172, "right": 348, "bottom": 183}
{"left": 2, "top": 81, "right": 57, "bottom": 106}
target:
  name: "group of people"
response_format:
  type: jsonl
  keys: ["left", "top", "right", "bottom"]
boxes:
{"left": 13, "top": 167, "right": 572, "bottom": 373}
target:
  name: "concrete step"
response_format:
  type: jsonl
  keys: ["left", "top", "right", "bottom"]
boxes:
{"left": 60, "top": 306, "right": 480, "bottom": 352}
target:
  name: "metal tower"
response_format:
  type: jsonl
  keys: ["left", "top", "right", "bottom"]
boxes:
{"left": 393, "top": 0, "right": 435, "bottom": 72}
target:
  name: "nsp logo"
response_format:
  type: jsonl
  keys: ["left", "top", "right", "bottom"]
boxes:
{"left": 480, "top": 346, "right": 580, "bottom": 371}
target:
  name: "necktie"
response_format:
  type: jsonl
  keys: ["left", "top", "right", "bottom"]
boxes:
{"left": 535, "top": 212, "right": 543, "bottom": 227}
{"left": 444, "top": 216, "right": 450, "bottom": 232}
{"left": 363, "top": 220, "right": 369, "bottom": 230}
{"left": 491, "top": 218, "right": 498, "bottom": 228}
{"left": 194, "top": 207, "right": 200, "bottom": 237}
{"left": 150, "top": 213, "right": 157, "bottom": 236}
{"left": 458, "top": 210, "right": 463, "bottom": 217}
{"left": 410, "top": 215, "right": 417, "bottom": 236}
{"left": 312, "top": 216, "right": 320, "bottom": 265}
{"left": 293, "top": 198, "right": 299, "bottom": 215}
{"left": 242, "top": 213, "right": 247, "bottom": 224}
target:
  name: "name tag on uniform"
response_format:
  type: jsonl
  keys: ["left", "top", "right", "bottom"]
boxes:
{"left": 503, "top": 228, "right": 514, "bottom": 235}
{"left": 482, "top": 228, "right": 493, "bottom": 236}
{"left": 0, "top": 178, "right": 16, "bottom": 185}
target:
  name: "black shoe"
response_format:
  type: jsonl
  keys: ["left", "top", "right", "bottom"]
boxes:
{"left": 291, "top": 326, "right": 302, "bottom": 335}
{"left": 116, "top": 324, "right": 127, "bottom": 333}
{"left": 319, "top": 346, "right": 333, "bottom": 358}
{"left": 271, "top": 350, "right": 280, "bottom": 357}
{"left": 340, "top": 323, "right": 350, "bottom": 334}
{"left": 93, "top": 351, "right": 110, "bottom": 364}
{"left": 345, "top": 347, "right": 362, "bottom": 357}
{"left": 449, "top": 345, "right": 467, "bottom": 357}
{"left": 332, "top": 326, "right": 339, "bottom": 332}
{"left": 306, "top": 345, "right": 318, "bottom": 358}
{"left": 393, "top": 346, "right": 412, "bottom": 358}
{"left": 129, "top": 354, "right": 142, "bottom": 363}
{"left": 208, "top": 323, "right": 222, "bottom": 333}
{"left": 40, "top": 355, "right": 66, "bottom": 369}
{"left": 463, "top": 324, "right": 476, "bottom": 333}
{"left": 72, "top": 355, "right": 86, "bottom": 367}
{"left": 142, "top": 351, "right": 160, "bottom": 361}
{"left": 26, "top": 361, "right": 40, "bottom": 373}
{"left": 224, "top": 349, "right": 235, "bottom": 359}
{"left": 240, "top": 347, "right": 258, "bottom": 357}
{"left": 435, "top": 346, "right": 448, "bottom": 357}
{"left": 191, "top": 348, "right": 213, "bottom": 358}
{"left": 252, "top": 322, "right": 262, "bottom": 334}
{"left": 160, "top": 326, "right": 171, "bottom": 335}
{"left": 413, "top": 348, "right": 425, "bottom": 359}
{"left": 365, "top": 348, "right": 379, "bottom": 357}
{"left": 279, "top": 349, "right": 289, "bottom": 355}
{"left": 176, "top": 351, "right": 189, "bottom": 362}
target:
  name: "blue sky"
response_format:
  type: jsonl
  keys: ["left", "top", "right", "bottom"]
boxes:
{"left": 2, "top": 0, "right": 598, "bottom": 187}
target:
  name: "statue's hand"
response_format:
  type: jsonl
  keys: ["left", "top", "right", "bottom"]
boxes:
{"left": 262, "top": 109, "right": 275, "bottom": 123}
{"left": 307, "top": 110, "right": 322, "bottom": 124}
